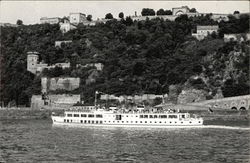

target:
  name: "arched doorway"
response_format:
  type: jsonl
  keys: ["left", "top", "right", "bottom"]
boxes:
{"left": 231, "top": 107, "right": 237, "bottom": 110}
{"left": 239, "top": 107, "right": 246, "bottom": 110}
{"left": 175, "top": 10, "right": 184, "bottom": 15}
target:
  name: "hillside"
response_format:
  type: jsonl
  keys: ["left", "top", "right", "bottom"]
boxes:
{"left": 0, "top": 14, "right": 249, "bottom": 106}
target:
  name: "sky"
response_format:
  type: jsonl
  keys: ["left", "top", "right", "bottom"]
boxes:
{"left": 0, "top": 1, "right": 249, "bottom": 25}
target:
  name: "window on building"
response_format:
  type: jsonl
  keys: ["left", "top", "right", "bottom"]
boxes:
{"left": 169, "top": 115, "right": 177, "bottom": 118}
{"left": 160, "top": 115, "right": 167, "bottom": 118}
{"left": 96, "top": 114, "right": 103, "bottom": 118}
{"left": 140, "top": 115, "right": 143, "bottom": 118}
{"left": 150, "top": 115, "right": 154, "bottom": 118}
{"left": 81, "top": 114, "right": 87, "bottom": 117}
{"left": 154, "top": 115, "right": 158, "bottom": 118}
{"left": 88, "top": 114, "right": 94, "bottom": 118}
{"left": 73, "top": 114, "right": 79, "bottom": 117}
{"left": 144, "top": 115, "right": 148, "bottom": 118}
{"left": 67, "top": 114, "right": 72, "bottom": 117}
{"left": 80, "top": 120, "right": 83, "bottom": 123}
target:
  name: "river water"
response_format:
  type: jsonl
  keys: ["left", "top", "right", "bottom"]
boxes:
{"left": 0, "top": 119, "right": 249, "bottom": 163}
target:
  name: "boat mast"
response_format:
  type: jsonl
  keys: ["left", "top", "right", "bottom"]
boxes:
{"left": 94, "top": 91, "right": 98, "bottom": 108}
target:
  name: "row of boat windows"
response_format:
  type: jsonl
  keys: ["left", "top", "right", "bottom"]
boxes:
{"left": 103, "top": 121, "right": 188, "bottom": 124}
{"left": 67, "top": 114, "right": 103, "bottom": 118}
{"left": 66, "top": 114, "right": 183, "bottom": 119}
{"left": 64, "top": 119, "right": 201, "bottom": 124}
{"left": 64, "top": 119, "right": 103, "bottom": 124}
{"left": 139, "top": 115, "right": 182, "bottom": 118}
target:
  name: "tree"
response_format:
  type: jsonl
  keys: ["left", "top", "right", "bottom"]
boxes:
{"left": 233, "top": 11, "right": 240, "bottom": 14}
{"left": 105, "top": 13, "right": 113, "bottom": 19}
{"left": 87, "top": 15, "right": 92, "bottom": 21}
{"left": 165, "top": 10, "right": 172, "bottom": 15}
{"left": 119, "top": 12, "right": 124, "bottom": 19}
{"left": 141, "top": 8, "right": 155, "bottom": 16}
{"left": 16, "top": 19, "right": 23, "bottom": 25}
{"left": 190, "top": 8, "right": 197, "bottom": 13}
{"left": 125, "top": 16, "right": 133, "bottom": 26}
{"left": 156, "top": 9, "right": 165, "bottom": 15}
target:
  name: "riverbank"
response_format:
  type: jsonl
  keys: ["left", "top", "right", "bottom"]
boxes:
{"left": 0, "top": 108, "right": 249, "bottom": 127}
{"left": 0, "top": 108, "right": 63, "bottom": 120}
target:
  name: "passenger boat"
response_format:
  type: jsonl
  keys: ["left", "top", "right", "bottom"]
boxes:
{"left": 51, "top": 106, "right": 204, "bottom": 127}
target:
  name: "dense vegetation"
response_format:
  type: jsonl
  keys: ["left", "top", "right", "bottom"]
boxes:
{"left": 0, "top": 13, "right": 249, "bottom": 106}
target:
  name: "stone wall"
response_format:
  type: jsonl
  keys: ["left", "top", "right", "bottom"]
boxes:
{"left": 131, "top": 15, "right": 178, "bottom": 22}
{"left": 191, "top": 94, "right": 250, "bottom": 110}
{"left": 41, "top": 77, "right": 80, "bottom": 93}
{"left": 100, "top": 94, "right": 168, "bottom": 103}
{"left": 31, "top": 94, "right": 80, "bottom": 109}
{"left": 177, "top": 89, "right": 208, "bottom": 104}
{"left": 224, "top": 33, "right": 250, "bottom": 42}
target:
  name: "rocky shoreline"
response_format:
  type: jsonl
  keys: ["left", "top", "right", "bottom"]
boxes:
{"left": 0, "top": 108, "right": 249, "bottom": 127}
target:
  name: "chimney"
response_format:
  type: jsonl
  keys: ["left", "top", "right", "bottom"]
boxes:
{"left": 135, "top": 11, "right": 137, "bottom": 17}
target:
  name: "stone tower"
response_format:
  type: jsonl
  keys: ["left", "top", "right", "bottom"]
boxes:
{"left": 27, "top": 51, "right": 39, "bottom": 74}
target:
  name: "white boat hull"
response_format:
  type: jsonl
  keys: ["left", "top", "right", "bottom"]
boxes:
{"left": 51, "top": 116, "right": 203, "bottom": 128}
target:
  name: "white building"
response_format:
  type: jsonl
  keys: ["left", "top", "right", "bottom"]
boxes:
{"left": 59, "top": 22, "right": 77, "bottom": 33}
{"left": 77, "top": 63, "right": 104, "bottom": 71}
{"left": 40, "top": 17, "right": 61, "bottom": 24}
{"left": 69, "top": 13, "right": 87, "bottom": 25}
{"left": 192, "top": 25, "right": 219, "bottom": 40}
{"left": 55, "top": 40, "right": 72, "bottom": 47}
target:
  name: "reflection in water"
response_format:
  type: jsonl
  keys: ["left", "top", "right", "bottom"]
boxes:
{"left": 0, "top": 119, "right": 249, "bottom": 162}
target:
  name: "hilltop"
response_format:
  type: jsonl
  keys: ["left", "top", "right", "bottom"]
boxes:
{"left": 0, "top": 13, "right": 249, "bottom": 106}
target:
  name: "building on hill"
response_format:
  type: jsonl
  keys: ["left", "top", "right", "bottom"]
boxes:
{"left": 55, "top": 40, "right": 73, "bottom": 47}
{"left": 69, "top": 13, "right": 87, "bottom": 25}
{"left": 192, "top": 25, "right": 219, "bottom": 40}
{"left": 40, "top": 17, "right": 61, "bottom": 24}
{"left": 196, "top": 25, "right": 219, "bottom": 35}
{"left": 27, "top": 52, "right": 70, "bottom": 75}
{"left": 27, "top": 52, "right": 48, "bottom": 74}
{"left": 59, "top": 18, "right": 77, "bottom": 33}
